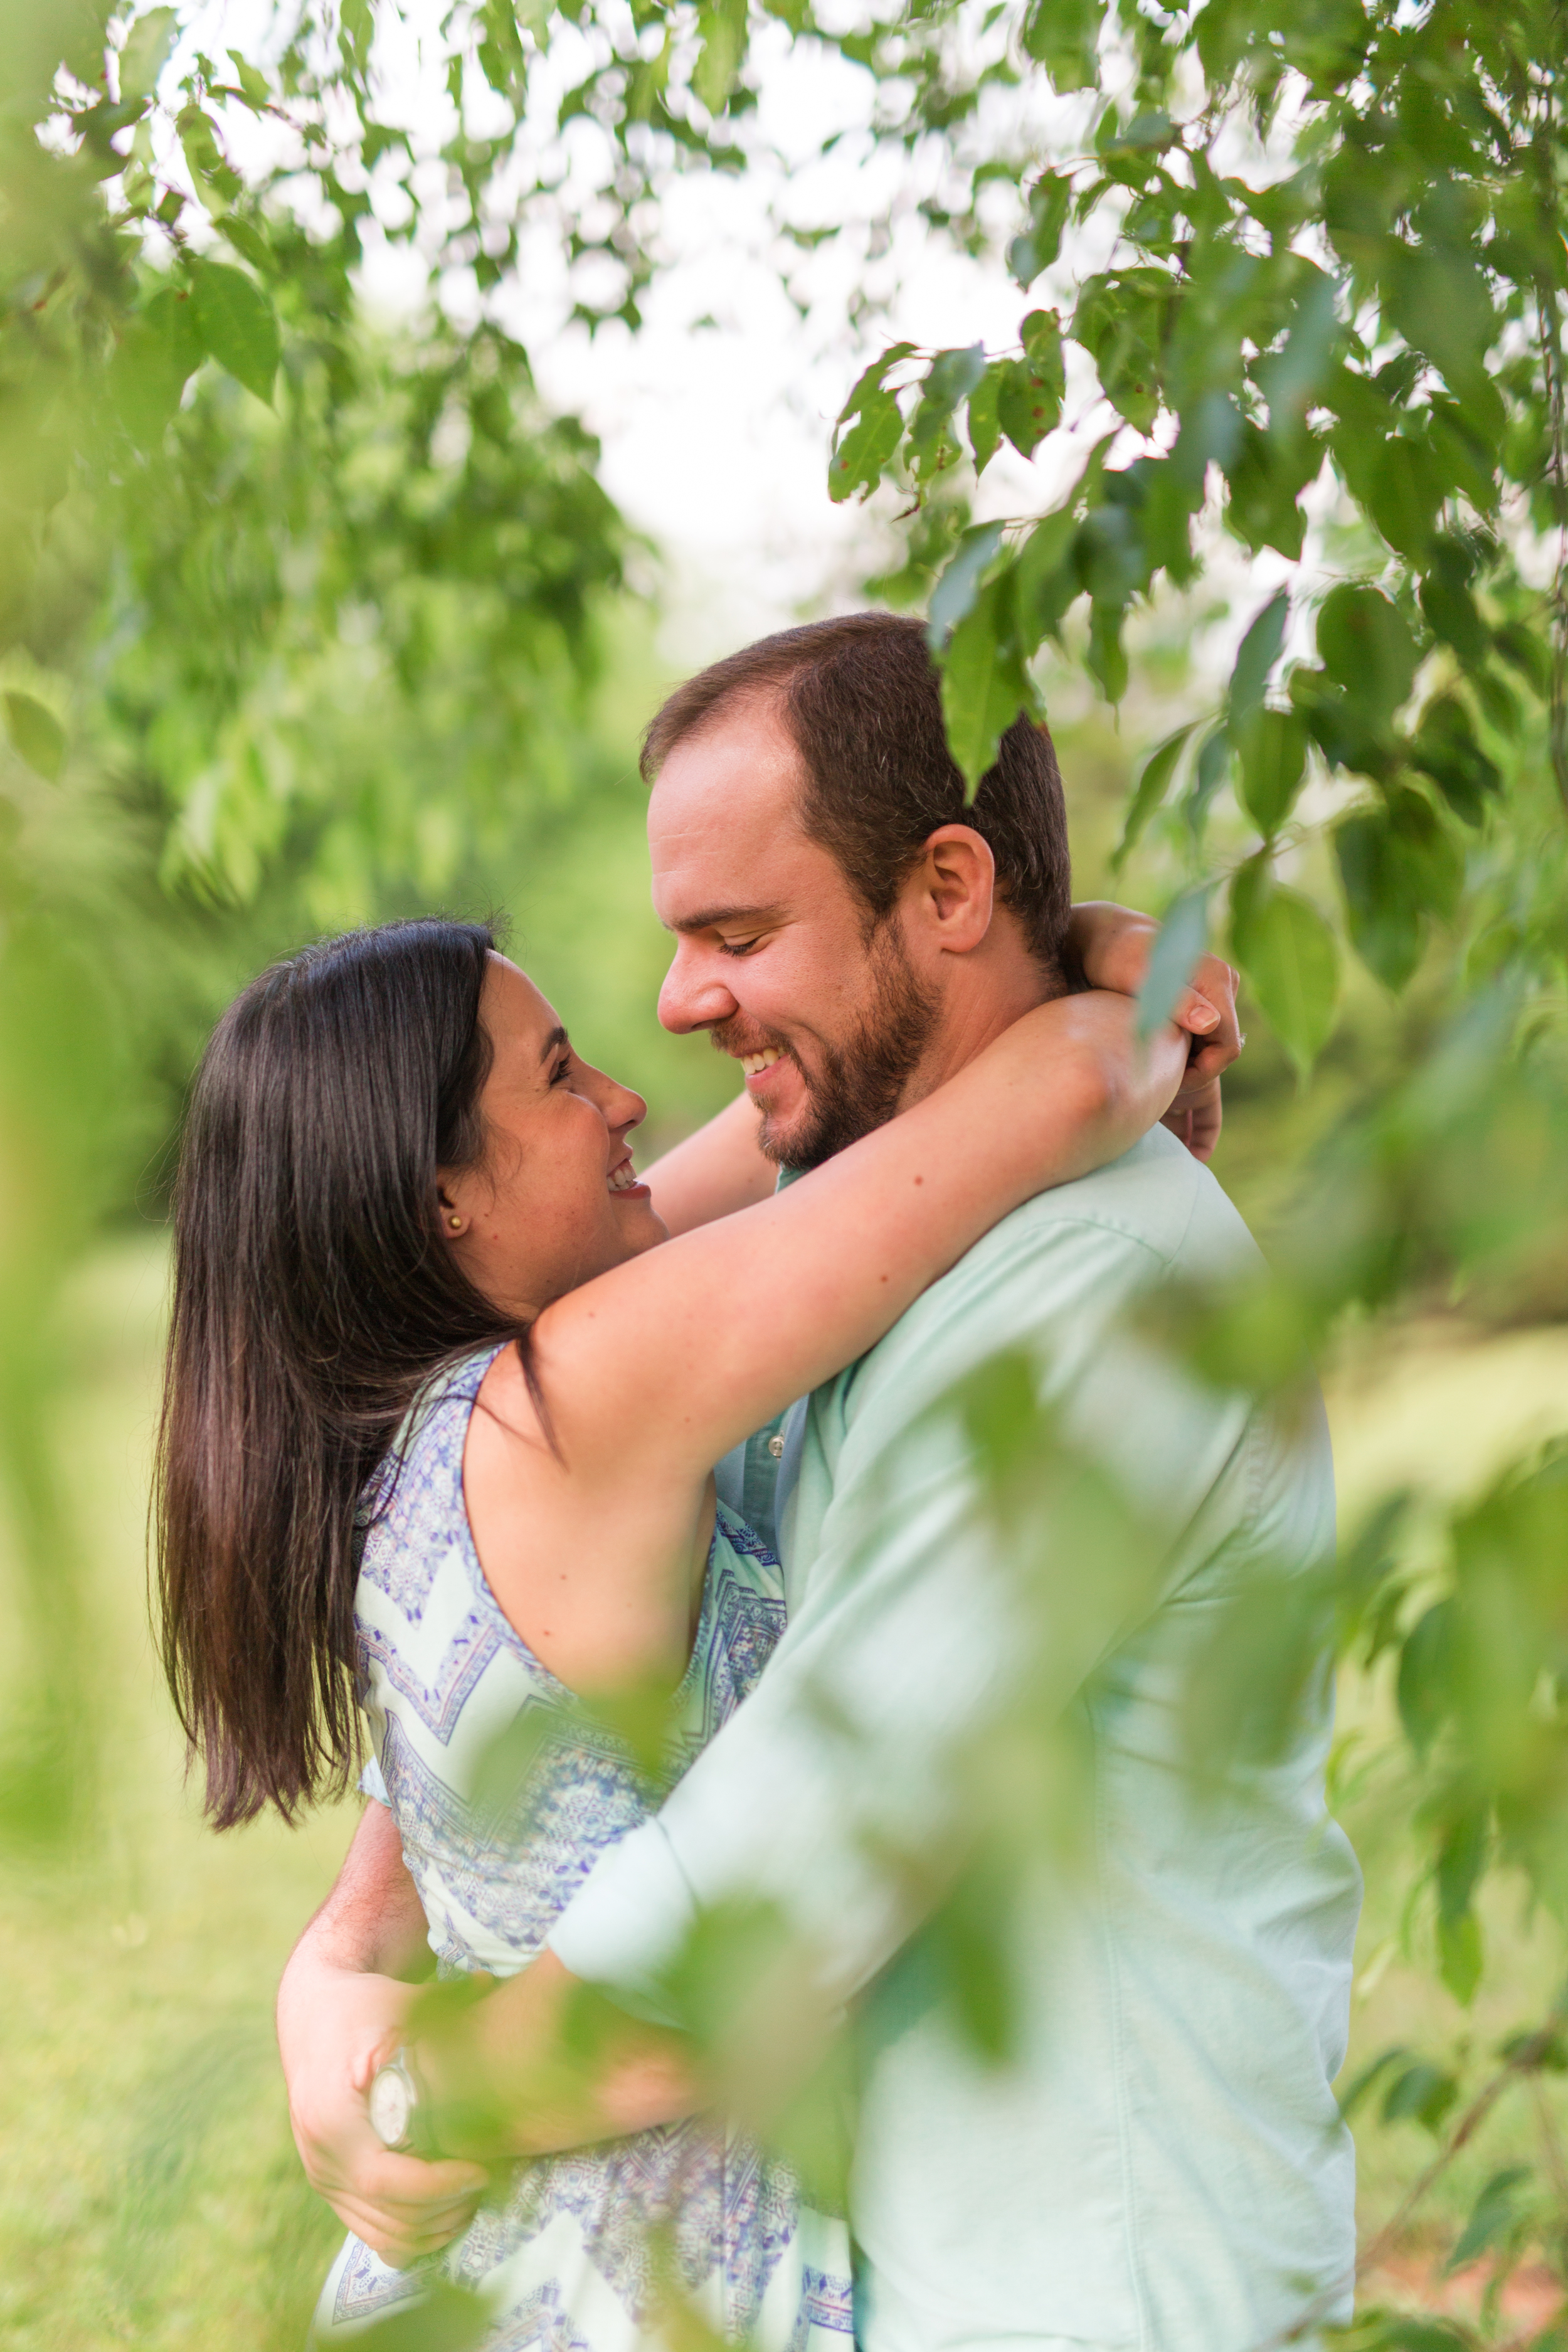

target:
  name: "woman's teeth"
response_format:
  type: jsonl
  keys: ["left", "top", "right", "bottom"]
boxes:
{"left": 607, "top": 1162, "right": 639, "bottom": 1193}
{"left": 741, "top": 1049, "right": 782, "bottom": 1076}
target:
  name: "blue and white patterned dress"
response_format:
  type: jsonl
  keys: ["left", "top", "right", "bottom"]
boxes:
{"left": 312, "top": 1345, "right": 853, "bottom": 2349}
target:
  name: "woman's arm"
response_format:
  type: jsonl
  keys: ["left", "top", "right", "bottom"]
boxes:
{"left": 638, "top": 904, "right": 1239, "bottom": 1239}
{"left": 524, "top": 992, "right": 1188, "bottom": 1498}
{"left": 1069, "top": 902, "right": 1241, "bottom": 1163}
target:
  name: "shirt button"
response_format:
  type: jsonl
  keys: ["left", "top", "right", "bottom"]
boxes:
{"left": 768, "top": 1434, "right": 785, "bottom": 1458}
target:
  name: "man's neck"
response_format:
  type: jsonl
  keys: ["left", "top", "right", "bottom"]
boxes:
{"left": 899, "top": 945, "right": 1066, "bottom": 1112}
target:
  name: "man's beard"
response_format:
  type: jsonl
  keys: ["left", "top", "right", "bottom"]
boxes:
{"left": 712, "top": 920, "right": 940, "bottom": 1172}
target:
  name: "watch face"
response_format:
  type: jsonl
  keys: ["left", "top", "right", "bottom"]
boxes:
{"left": 368, "top": 2063, "right": 413, "bottom": 2151}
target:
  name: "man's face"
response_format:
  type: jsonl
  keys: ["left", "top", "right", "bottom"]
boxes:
{"left": 648, "top": 695, "right": 938, "bottom": 1168}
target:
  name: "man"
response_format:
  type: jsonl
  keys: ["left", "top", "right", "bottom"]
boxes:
{"left": 279, "top": 613, "right": 1361, "bottom": 2348}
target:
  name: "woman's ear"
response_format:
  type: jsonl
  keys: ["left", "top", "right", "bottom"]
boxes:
{"left": 436, "top": 1182, "right": 467, "bottom": 1239}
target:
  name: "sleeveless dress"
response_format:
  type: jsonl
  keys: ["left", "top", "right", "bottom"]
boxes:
{"left": 311, "top": 1345, "right": 854, "bottom": 2349}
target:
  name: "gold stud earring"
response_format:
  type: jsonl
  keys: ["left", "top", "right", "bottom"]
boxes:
{"left": 448, "top": 1214, "right": 462, "bottom": 1232}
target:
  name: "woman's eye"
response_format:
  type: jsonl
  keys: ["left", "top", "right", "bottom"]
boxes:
{"left": 550, "top": 1052, "right": 573, "bottom": 1086}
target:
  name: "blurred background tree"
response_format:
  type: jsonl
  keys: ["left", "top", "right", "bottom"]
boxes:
{"left": 2, "top": 0, "right": 1567, "bottom": 2342}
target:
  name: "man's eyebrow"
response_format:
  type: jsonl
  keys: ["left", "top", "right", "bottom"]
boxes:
{"left": 538, "top": 1024, "right": 569, "bottom": 1063}
{"left": 663, "top": 903, "right": 785, "bottom": 936}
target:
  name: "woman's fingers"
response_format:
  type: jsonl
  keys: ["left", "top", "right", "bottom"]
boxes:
{"left": 1177, "top": 954, "right": 1242, "bottom": 1074}
{"left": 320, "top": 2152, "right": 487, "bottom": 2264}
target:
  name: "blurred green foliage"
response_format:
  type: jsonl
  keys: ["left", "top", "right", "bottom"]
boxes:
{"left": 3, "top": 0, "right": 1568, "bottom": 2340}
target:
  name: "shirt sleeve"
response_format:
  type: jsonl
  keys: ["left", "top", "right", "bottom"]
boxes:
{"left": 549, "top": 1209, "right": 1274, "bottom": 2006}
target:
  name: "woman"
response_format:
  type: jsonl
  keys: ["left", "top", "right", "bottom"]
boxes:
{"left": 157, "top": 910, "right": 1214, "bottom": 2348}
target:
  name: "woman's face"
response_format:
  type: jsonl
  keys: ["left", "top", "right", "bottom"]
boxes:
{"left": 439, "top": 955, "right": 666, "bottom": 1318}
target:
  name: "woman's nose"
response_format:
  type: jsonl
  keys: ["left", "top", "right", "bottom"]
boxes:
{"left": 610, "top": 1081, "right": 647, "bottom": 1135}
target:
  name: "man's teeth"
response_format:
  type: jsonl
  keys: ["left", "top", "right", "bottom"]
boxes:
{"left": 608, "top": 1162, "right": 638, "bottom": 1193}
{"left": 740, "top": 1049, "right": 782, "bottom": 1076}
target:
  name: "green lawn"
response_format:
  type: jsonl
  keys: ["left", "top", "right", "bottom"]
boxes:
{"left": 3, "top": 1241, "right": 1567, "bottom": 2347}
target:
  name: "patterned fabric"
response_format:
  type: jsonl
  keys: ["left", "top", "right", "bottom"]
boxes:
{"left": 311, "top": 1345, "right": 852, "bottom": 2349}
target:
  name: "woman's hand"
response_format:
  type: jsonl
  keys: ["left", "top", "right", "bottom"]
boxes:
{"left": 275, "top": 1804, "right": 487, "bottom": 2267}
{"left": 1067, "top": 901, "right": 1242, "bottom": 1163}
{"left": 278, "top": 1952, "right": 489, "bottom": 2266}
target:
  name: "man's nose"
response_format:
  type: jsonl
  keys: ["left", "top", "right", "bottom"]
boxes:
{"left": 658, "top": 943, "right": 739, "bottom": 1035}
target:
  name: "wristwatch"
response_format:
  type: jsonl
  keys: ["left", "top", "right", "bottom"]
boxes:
{"left": 368, "top": 2046, "right": 443, "bottom": 2160}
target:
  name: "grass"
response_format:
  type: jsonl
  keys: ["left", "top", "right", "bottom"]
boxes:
{"left": 2, "top": 1242, "right": 1567, "bottom": 2347}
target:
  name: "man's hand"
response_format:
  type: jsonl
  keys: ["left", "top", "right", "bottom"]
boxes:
{"left": 413, "top": 1946, "right": 698, "bottom": 2162}
{"left": 276, "top": 1804, "right": 487, "bottom": 2268}
{"left": 1067, "top": 901, "right": 1242, "bottom": 1163}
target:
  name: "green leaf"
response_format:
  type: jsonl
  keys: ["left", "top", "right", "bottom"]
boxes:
{"left": 1231, "top": 881, "right": 1340, "bottom": 1080}
{"left": 1019, "top": 0, "right": 1105, "bottom": 90}
{"left": 1185, "top": 724, "right": 1232, "bottom": 840}
{"left": 1446, "top": 2166, "right": 1532, "bottom": 2274}
{"left": 479, "top": 0, "right": 529, "bottom": 99}
{"left": 908, "top": 345, "right": 988, "bottom": 479}
{"left": 111, "top": 285, "right": 204, "bottom": 445}
{"left": 119, "top": 8, "right": 178, "bottom": 102}
{"left": 1010, "top": 503, "right": 1083, "bottom": 650}
{"left": 1335, "top": 789, "right": 1461, "bottom": 991}
{"left": 829, "top": 347, "right": 913, "bottom": 504}
{"left": 1228, "top": 591, "right": 1290, "bottom": 731}
{"left": 221, "top": 215, "right": 272, "bottom": 273}
{"left": 1396, "top": 1600, "right": 1453, "bottom": 1757}
{"left": 1222, "top": 419, "right": 1316, "bottom": 559}
{"left": 340, "top": 0, "right": 374, "bottom": 75}
{"left": 968, "top": 367, "right": 1003, "bottom": 472}
{"left": 1073, "top": 270, "right": 1172, "bottom": 435}
{"left": 1234, "top": 707, "right": 1307, "bottom": 837}
{"left": 1008, "top": 172, "right": 1073, "bottom": 287}
{"left": 1316, "top": 583, "right": 1419, "bottom": 732}
{"left": 1337, "top": 2045, "right": 1413, "bottom": 2122}
{"left": 1381, "top": 2056, "right": 1459, "bottom": 2134}
{"left": 226, "top": 49, "right": 272, "bottom": 108}
{"left": 927, "top": 524, "right": 1005, "bottom": 645}
{"left": 1256, "top": 267, "right": 1340, "bottom": 438}
{"left": 1111, "top": 721, "right": 1195, "bottom": 871}
{"left": 176, "top": 105, "right": 242, "bottom": 206}
{"left": 188, "top": 258, "right": 280, "bottom": 405}
{"left": 1384, "top": 245, "right": 1502, "bottom": 432}
{"left": 1437, "top": 1908, "right": 1483, "bottom": 2008}
{"left": 1087, "top": 600, "right": 1127, "bottom": 703}
{"left": 834, "top": 344, "right": 917, "bottom": 428}
{"left": 1135, "top": 884, "right": 1210, "bottom": 1039}
{"left": 1, "top": 692, "right": 66, "bottom": 781}
{"left": 940, "top": 575, "right": 1037, "bottom": 793}
{"left": 995, "top": 356, "right": 1059, "bottom": 462}
{"left": 1419, "top": 544, "right": 1489, "bottom": 672}
{"left": 694, "top": 0, "right": 748, "bottom": 115}
{"left": 1408, "top": 695, "right": 1500, "bottom": 827}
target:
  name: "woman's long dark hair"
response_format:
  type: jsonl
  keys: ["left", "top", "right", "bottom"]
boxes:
{"left": 156, "top": 917, "right": 521, "bottom": 1828}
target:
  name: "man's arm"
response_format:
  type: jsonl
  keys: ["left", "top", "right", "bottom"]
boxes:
{"left": 276, "top": 1801, "right": 489, "bottom": 2264}
{"left": 521, "top": 1177, "right": 1276, "bottom": 2028}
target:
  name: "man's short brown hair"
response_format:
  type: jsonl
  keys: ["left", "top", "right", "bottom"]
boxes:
{"left": 640, "top": 611, "right": 1072, "bottom": 982}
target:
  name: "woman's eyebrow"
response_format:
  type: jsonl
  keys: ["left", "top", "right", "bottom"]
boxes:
{"left": 537, "top": 1024, "right": 569, "bottom": 1064}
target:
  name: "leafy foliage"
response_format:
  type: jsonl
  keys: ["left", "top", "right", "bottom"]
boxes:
{"left": 4, "top": 0, "right": 1568, "bottom": 2335}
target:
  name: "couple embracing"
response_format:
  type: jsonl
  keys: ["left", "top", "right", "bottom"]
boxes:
{"left": 157, "top": 612, "right": 1362, "bottom": 2351}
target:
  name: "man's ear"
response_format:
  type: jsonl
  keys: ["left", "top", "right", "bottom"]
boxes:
{"left": 908, "top": 824, "right": 997, "bottom": 955}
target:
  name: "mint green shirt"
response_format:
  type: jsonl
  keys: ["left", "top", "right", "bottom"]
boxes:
{"left": 549, "top": 1128, "right": 1361, "bottom": 2350}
